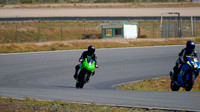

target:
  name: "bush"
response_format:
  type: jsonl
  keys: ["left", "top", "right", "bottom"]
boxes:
{"left": 195, "top": 37, "right": 200, "bottom": 43}
{"left": 0, "top": 0, "right": 6, "bottom": 7}
{"left": 138, "top": 35, "right": 147, "bottom": 38}
{"left": 50, "top": 46, "right": 57, "bottom": 51}
{"left": 19, "top": 0, "right": 33, "bottom": 3}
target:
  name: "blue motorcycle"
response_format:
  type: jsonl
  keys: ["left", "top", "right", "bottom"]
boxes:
{"left": 170, "top": 56, "right": 200, "bottom": 91}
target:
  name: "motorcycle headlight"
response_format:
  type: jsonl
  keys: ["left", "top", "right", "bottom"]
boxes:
{"left": 194, "top": 64, "right": 198, "bottom": 69}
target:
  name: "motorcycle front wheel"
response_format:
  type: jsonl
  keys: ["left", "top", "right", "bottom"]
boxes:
{"left": 76, "top": 78, "right": 84, "bottom": 89}
{"left": 171, "top": 80, "right": 180, "bottom": 91}
{"left": 77, "top": 70, "right": 86, "bottom": 89}
{"left": 185, "top": 75, "right": 195, "bottom": 91}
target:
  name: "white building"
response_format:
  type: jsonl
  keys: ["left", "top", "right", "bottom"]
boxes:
{"left": 101, "top": 22, "right": 138, "bottom": 39}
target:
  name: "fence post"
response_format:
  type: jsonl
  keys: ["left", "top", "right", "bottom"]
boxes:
{"left": 37, "top": 25, "right": 40, "bottom": 42}
{"left": 161, "top": 18, "right": 165, "bottom": 38}
{"left": 15, "top": 25, "right": 18, "bottom": 43}
{"left": 153, "top": 24, "right": 155, "bottom": 38}
{"left": 169, "top": 19, "right": 171, "bottom": 38}
{"left": 61, "top": 25, "right": 63, "bottom": 40}
{"left": 178, "top": 13, "right": 182, "bottom": 37}
{"left": 84, "top": 24, "right": 86, "bottom": 36}
{"left": 191, "top": 16, "right": 194, "bottom": 36}
{"left": 166, "top": 20, "right": 169, "bottom": 38}
{"left": 197, "top": 20, "right": 199, "bottom": 37}
{"left": 175, "top": 18, "right": 178, "bottom": 37}
{"left": 194, "top": 18, "right": 196, "bottom": 37}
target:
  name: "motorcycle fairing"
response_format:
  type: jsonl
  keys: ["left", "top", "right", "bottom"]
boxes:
{"left": 177, "top": 57, "right": 200, "bottom": 87}
{"left": 80, "top": 58, "right": 95, "bottom": 73}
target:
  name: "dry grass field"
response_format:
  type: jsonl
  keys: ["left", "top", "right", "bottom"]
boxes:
{"left": 116, "top": 76, "right": 200, "bottom": 91}
{"left": 0, "top": 37, "right": 198, "bottom": 53}
{"left": 0, "top": 96, "right": 169, "bottom": 112}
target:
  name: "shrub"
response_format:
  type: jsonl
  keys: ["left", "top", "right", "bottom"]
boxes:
{"left": 138, "top": 35, "right": 147, "bottom": 38}
{"left": 19, "top": 0, "right": 33, "bottom": 4}
{"left": 0, "top": 0, "right": 6, "bottom": 7}
{"left": 50, "top": 46, "right": 57, "bottom": 51}
{"left": 195, "top": 37, "right": 200, "bottom": 43}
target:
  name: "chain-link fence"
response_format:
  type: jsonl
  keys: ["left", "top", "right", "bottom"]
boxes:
{"left": 161, "top": 17, "right": 199, "bottom": 38}
{"left": 138, "top": 18, "right": 200, "bottom": 38}
{"left": 0, "top": 21, "right": 102, "bottom": 43}
{"left": 0, "top": 20, "right": 199, "bottom": 43}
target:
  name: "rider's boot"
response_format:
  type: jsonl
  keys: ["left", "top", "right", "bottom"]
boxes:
{"left": 172, "top": 66, "right": 178, "bottom": 81}
{"left": 73, "top": 74, "right": 77, "bottom": 80}
{"left": 73, "top": 73, "right": 77, "bottom": 80}
{"left": 173, "top": 71, "right": 177, "bottom": 81}
{"left": 173, "top": 64, "right": 182, "bottom": 81}
{"left": 73, "top": 65, "right": 79, "bottom": 80}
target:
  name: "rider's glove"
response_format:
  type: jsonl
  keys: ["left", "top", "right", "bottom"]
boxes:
{"left": 95, "top": 65, "right": 99, "bottom": 68}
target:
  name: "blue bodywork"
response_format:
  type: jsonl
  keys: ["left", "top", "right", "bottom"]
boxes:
{"left": 176, "top": 57, "right": 200, "bottom": 87}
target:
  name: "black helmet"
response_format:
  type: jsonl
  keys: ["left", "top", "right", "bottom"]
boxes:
{"left": 186, "top": 40, "right": 195, "bottom": 51}
{"left": 88, "top": 45, "right": 95, "bottom": 56}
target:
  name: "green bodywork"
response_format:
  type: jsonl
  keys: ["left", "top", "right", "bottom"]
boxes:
{"left": 80, "top": 58, "right": 95, "bottom": 73}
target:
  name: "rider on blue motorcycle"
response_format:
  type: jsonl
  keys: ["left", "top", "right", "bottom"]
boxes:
{"left": 172, "top": 40, "right": 198, "bottom": 81}
{"left": 73, "top": 45, "right": 98, "bottom": 80}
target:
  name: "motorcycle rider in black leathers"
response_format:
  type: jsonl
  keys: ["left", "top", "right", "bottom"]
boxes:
{"left": 172, "top": 40, "right": 198, "bottom": 81}
{"left": 73, "top": 45, "right": 98, "bottom": 80}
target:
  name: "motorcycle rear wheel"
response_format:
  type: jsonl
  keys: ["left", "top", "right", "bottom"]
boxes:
{"left": 76, "top": 82, "right": 80, "bottom": 88}
{"left": 79, "top": 83, "right": 84, "bottom": 89}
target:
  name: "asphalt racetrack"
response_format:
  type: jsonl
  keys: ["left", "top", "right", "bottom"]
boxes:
{"left": 0, "top": 45, "right": 200, "bottom": 111}
{"left": 0, "top": 8, "right": 200, "bottom": 21}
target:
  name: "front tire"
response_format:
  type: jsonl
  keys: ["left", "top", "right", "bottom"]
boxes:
{"left": 76, "top": 79, "right": 84, "bottom": 89}
{"left": 171, "top": 80, "right": 180, "bottom": 91}
{"left": 77, "top": 70, "right": 86, "bottom": 89}
{"left": 185, "top": 75, "right": 195, "bottom": 91}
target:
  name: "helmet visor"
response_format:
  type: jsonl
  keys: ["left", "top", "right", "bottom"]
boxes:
{"left": 88, "top": 50, "right": 95, "bottom": 56}
{"left": 189, "top": 45, "right": 195, "bottom": 50}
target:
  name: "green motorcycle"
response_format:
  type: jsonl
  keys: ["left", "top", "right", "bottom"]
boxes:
{"left": 76, "top": 58, "right": 96, "bottom": 89}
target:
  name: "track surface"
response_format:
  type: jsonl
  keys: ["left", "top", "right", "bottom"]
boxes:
{"left": 0, "top": 45, "right": 200, "bottom": 111}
